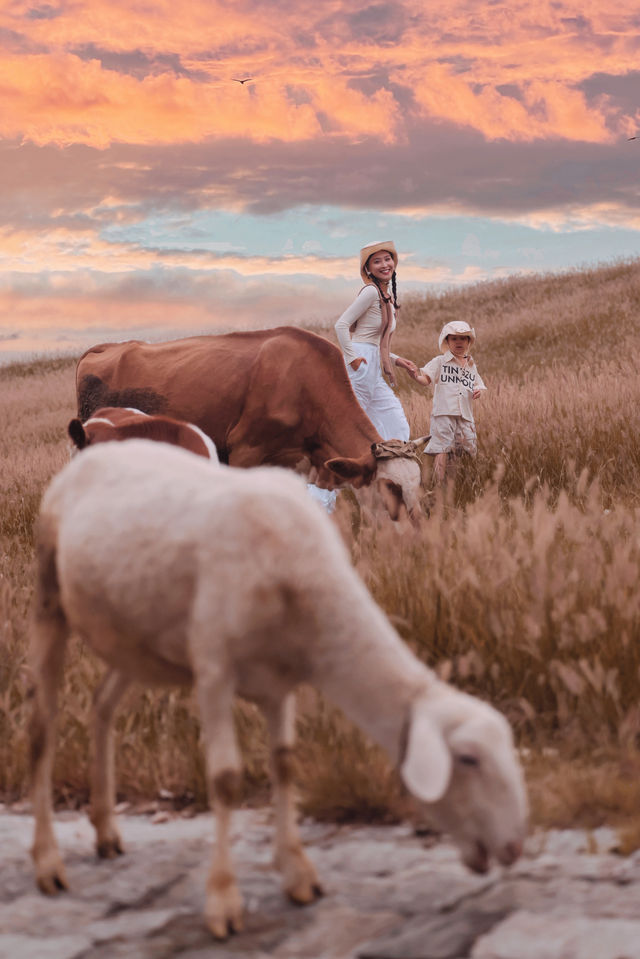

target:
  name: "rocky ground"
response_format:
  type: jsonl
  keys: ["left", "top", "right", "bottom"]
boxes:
{"left": 2, "top": 806, "right": 640, "bottom": 959}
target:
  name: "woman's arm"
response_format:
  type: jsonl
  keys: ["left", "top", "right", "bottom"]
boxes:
{"left": 393, "top": 355, "right": 419, "bottom": 376}
{"left": 334, "top": 286, "right": 378, "bottom": 366}
{"left": 409, "top": 354, "right": 439, "bottom": 386}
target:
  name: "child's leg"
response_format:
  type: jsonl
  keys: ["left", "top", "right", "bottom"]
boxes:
{"left": 425, "top": 416, "right": 456, "bottom": 486}
{"left": 441, "top": 421, "right": 477, "bottom": 486}
{"left": 454, "top": 420, "right": 478, "bottom": 456}
{"left": 433, "top": 452, "right": 448, "bottom": 485}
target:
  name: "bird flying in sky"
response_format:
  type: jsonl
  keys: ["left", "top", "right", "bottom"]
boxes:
{"left": 232, "top": 77, "right": 253, "bottom": 85}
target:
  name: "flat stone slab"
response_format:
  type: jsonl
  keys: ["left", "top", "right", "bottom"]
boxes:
{"left": 2, "top": 808, "right": 640, "bottom": 958}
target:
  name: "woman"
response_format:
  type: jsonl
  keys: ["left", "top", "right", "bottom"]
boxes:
{"left": 335, "top": 240, "right": 417, "bottom": 441}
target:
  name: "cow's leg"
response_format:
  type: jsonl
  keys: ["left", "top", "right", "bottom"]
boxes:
{"left": 226, "top": 395, "right": 300, "bottom": 469}
{"left": 29, "top": 545, "right": 70, "bottom": 894}
{"left": 226, "top": 439, "right": 271, "bottom": 469}
{"left": 194, "top": 676, "right": 244, "bottom": 938}
{"left": 89, "top": 668, "right": 131, "bottom": 858}
{"left": 263, "top": 692, "right": 323, "bottom": 904}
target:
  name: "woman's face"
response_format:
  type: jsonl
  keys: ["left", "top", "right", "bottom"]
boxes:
{"left": 367, "top": 251, "right": 395, "bottom": 282}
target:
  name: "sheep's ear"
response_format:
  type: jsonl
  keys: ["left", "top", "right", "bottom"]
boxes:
{"left": 400, "top": 699, "right": 452, "bottom": 803}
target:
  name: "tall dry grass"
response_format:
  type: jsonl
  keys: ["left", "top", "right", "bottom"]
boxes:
{"left": 2, "top": 259, "right": 640, "bottom": 836}
{"left": 396, "top": 257, "right": 640, "bottom": 504}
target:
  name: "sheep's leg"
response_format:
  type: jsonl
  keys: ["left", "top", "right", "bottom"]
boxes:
{"left": 195, "top": 679, "right": 244, "bottom": 939}
{"left": 265, "top": 693, "right": 323, "bottom": 904}
{"left": 29, "top": 566, "right": 69, "bottom": 894}
{"left": 89, "top": 668, "right": 131, "bottom": 859}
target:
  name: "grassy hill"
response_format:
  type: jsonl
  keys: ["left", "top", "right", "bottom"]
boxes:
{"left": 3, "top": 258, "right": 640, "bottom": 841}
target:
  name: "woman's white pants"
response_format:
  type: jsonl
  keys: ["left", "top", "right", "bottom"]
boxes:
{"left": 345, "top": 342, "right": 410, "bottom": 441}
{"left": 307, "top": 343, "right": 410, "bottom": 513}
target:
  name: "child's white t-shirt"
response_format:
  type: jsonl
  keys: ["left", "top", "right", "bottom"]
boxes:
{"left": 421, "top": 351, "right": 487, "bottom": 422}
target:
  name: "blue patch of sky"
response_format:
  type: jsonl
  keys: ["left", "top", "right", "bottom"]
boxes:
{"left": 100, "top": 205, "right": 640, "bottom": 281}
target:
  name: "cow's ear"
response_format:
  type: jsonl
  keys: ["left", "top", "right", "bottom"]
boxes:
{"left": 68, "top": 418, "right": 87, "bottom": 450}
{"left": 326, "top": 454, "right": 375, "bottom": 489}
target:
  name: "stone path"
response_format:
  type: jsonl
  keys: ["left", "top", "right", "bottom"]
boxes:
{"left": 2, "top": 807, "right": 640, "bottom": 959}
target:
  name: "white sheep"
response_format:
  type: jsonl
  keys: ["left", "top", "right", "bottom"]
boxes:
{"left": 29, "top": 440, "right": 528, "bottom": 939}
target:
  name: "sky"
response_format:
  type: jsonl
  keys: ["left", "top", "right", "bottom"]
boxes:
{"left": 2, "top": 0, "right": 640, "bottom": 359}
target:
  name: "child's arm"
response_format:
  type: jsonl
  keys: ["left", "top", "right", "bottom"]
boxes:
{"left": 472, "top": 370, "right": 487, "bottom": 400}
{"left": 412, "top": 371, "right": 431, "bottom": 386}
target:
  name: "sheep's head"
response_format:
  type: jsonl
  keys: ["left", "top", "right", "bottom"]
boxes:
{"left": 400, "top": 685, "right": 528, "bottom": 873}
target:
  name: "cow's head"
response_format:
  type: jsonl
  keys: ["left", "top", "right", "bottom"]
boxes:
{"left": 325, "top": 435, "right": 429, "bottom": 522}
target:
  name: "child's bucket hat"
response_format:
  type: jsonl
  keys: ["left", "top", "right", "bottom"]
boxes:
{"left": 360, "top": 241, "right": 398, "bottom": 283}
{"left": 438, "top": 320, "right": 476, "bottom": 353}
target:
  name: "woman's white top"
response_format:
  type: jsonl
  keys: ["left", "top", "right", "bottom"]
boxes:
{"left": 334, "top": 285, "right": 397, "bottom": 366}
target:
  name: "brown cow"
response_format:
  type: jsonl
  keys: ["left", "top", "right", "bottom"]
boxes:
{"left": 75, "top": 327, "right": 427, "bottom": 519}
{"left": 68, "top": 407, "right": 219, "bottom": 461}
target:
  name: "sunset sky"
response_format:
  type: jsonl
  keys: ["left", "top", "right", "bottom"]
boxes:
{"left": 2, "top": 0, "right": 640, "bottom": 358}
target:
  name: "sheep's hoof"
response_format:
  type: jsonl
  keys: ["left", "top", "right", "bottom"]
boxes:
{"left": 205, "top": 877, "right": 244, "bottom": 939}
{"left": 207, "top": 913, "right": 244, "bottom": 940}
{"left": 36, "top": 859, "right": 69, "bottom": 895}
{"left": 286, "top": 878, "right": 324, "bottom": 905}
{"left": 283, "top": 850, "right": 324, "bottom": 905}
{"left": 96, "top": 835, "right": 124, "bottom": 859}
{"left": 205, "top": 901, "right": 244, "bottom": 940}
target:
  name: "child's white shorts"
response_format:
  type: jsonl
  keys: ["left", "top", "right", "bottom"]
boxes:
{"left": 425, "top": 415, "right": 477, "bottom": 456}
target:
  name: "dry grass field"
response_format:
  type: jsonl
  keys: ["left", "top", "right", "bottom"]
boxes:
{"left": 3, "top": 257, "right": 640, "bottom": 844}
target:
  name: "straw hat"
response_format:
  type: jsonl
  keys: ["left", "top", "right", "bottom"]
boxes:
{"left": 438, "top": 320, "right": 476, "bottom": 352}
{"left": 359, "top": 240, "right": 398, "bottom": 283}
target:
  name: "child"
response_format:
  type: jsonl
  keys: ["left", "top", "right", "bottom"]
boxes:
{"left": 411, "top": 320, "right": 486, "bottom": 485}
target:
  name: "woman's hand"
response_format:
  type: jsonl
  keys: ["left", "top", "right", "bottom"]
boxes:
{"left": 402, "top": 361, "right": 429, "bottom": 386}
{"left": 401, "top": 363, "right": 428, "bottom": 384}
{"left": 394, "top": 356, "right": 419, "bottom": 376}
{"left": 350, "top": 357, "right": 367, "bottom": 371}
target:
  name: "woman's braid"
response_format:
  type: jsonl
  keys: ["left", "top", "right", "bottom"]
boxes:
{"left": 391, "top": 272, "right": 399, "bottom": 309}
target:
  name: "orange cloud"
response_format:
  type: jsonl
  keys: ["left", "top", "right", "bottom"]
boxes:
{"left": 0, "top": 53, "right": 402, "bottom": 147}
{"left": 1, "top": 2, "right": 638, "bottom": 149}
{"left": 405, "top": 65, "right": 611, "bottom": 142}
